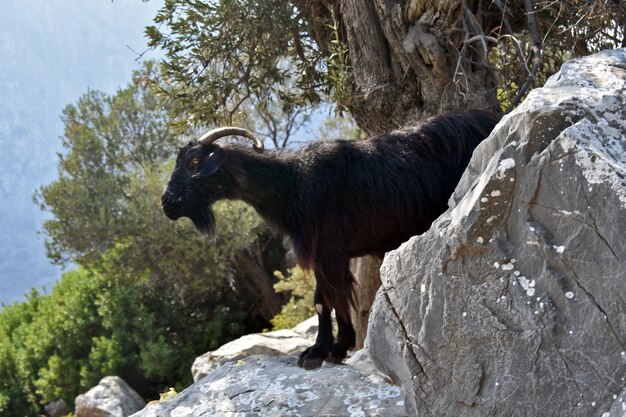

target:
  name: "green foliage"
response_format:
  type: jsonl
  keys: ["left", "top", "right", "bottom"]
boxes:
{"left": 145, "top": 0, "right": 340, "bottom": 129}
{"left": 323, "top": 5, "right": 353, "bottom": 114}
{"left": 270, "top": 266, "right": 315, "bottom": 330}
{"left": 0, "top": 269, "right": 101, "bottom": 414}
{"left": 458, "top": 1, "right": 626, "bottom": 111}
{"left": 316, "top": 112, "right": 363, "bottom": 141}
{"left": 35, "top": 61, "right": 177, "bottom": 266}
{"left": 7, "top": 60, "right": 286, "bottom": 416}
{"left": 158, "top": 387, "right": 178, "bottom": 402}
{"left": 0, "top": 224, "right": 263, "bottom": 414}
{"left": 147, "top": 0, "right": 626, "bottom": 122}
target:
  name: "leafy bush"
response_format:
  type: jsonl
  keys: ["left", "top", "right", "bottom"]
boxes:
{"left": 2, "top": 61, "right": 288, "bottom": 417}
{"left": 0, "top": 272, "right": 100, "bottom": 415}
{"left": 0, "top": 208, "right": 273, "bottom": 416}
{"left": 270, "top": 266, "right": 315, "bottom": 330}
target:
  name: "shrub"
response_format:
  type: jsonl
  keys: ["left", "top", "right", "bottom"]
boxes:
{"left": 270, "top": 266, "right": 315, "bottom": 330}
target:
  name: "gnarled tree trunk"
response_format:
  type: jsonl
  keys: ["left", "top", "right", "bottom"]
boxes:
{"left": 339, "top": 0, "right": 500, "bottom": 344}
{"left": 232, "top": 242, "right": 286, "bottom": 327}
{"left": 350, "top": 256, "right": 383, "bottom": 349}
{"left": 339, "top": 0, "right": 499, "bottom": 135}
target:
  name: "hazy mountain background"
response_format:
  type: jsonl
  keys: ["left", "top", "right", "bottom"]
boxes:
{"left": 0, "top": 0, "right": 163, "bottom": 306}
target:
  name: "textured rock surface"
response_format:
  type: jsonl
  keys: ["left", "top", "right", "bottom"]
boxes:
{"left": 607, "top": 389, "right": 626, "bottom": 417}
{"left": 367, "top": 48, "right": 626, "bottom": 416}
{"left": 75, "top": 376, "right": 145, "bottom": 417}
{"left": 44, "top": 399, "right": 69, "bottom": 417}
{"left": 133, "top": 353, "right": 406, "bottom": 417}
{"left": 191, "top": 316, "right": 317, "bottom": 382}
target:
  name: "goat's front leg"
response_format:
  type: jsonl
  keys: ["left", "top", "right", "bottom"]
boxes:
{"left": 297, "top": 284, "right": 333, "bottom": 370}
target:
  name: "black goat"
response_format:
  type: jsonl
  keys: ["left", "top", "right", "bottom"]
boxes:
{"left": 161, "top": 110, "right": 499, "bottom": 369}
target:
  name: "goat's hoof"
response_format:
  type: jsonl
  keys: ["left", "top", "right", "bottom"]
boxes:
{"left": 297, "top": 346, "right": 327, "bottom": 370}
{"left": 328, "top": 343, "right": 351, "bottom": 364}
{"left": 325, "top": 355, "right": 344, "bottom": 364}
{"left": 301, "top": 357, "right": 324, "bottom": 370}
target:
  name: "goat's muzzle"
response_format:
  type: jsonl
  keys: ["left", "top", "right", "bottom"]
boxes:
{"left": 161, "top": 190, "right": 183, "bottom": 220}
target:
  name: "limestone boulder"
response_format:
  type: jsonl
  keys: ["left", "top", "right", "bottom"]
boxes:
{"left": 366, "top": 48, "right": 626, "bottom": 417}
{"left": 44, "top": 399, "right": 68, "bottom": 417}
{"left": 75, "top": 376, "right": 145, "bottom": 417}
{"left": 133, "top": 353, "right": 406, "bottom": 417}
{"left": 191, "top": 316, "right": 317, "bottom": 382}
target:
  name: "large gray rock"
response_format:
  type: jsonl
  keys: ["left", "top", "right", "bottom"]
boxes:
{"left": 132, "top": 317, "right": 404, "bottom": 416}
{"left": 366, "top": 48, "right": 626, "bottom": 416}
{"left": 75, "top": 376, "right": 145, "bottom": 417}
{"left": 191, "top": 316, "right": 317, "bottom": 382}
{"left": 133, "top": 354, "right": 406, "bottom": 417}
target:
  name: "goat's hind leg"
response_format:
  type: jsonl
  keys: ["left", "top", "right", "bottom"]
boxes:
{"left": 297, "top": 285, "right": 333, "bottom": 370}
{"left": 329, "top": 311, "right": 356, "bottom": 363}
{"left": 299, "top": 256, "right": 355, "bottom": 366}
{"left": 329, "top": 257, "right": 356, "bottom": 363}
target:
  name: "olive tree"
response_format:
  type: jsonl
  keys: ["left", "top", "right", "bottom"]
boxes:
{"left": 147, "top": 0, "right": 624, "bottom": 133}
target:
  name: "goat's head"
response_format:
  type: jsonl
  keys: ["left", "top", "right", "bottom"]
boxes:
{"left": 161, "top": 127, "right": 264, "bottom": 234}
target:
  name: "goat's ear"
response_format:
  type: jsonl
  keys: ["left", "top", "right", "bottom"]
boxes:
{"left": 195, "top": 148, "right": 224, "bottom": 177}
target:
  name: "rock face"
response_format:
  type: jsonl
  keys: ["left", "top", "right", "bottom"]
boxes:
{"left": 133, "top": 354, "right": 406, "bottom": 417}
{"left": 75, "top": 376, "right": 145, "bottom": 417}
{"left": 191, "top": 316, "right": 317, "bottom": 382}
{"left": 607, "top": 389, "right": 626, "bottom": 417}
{"left": 133, "top": 319, "right": 405, "bottom": 416}
{"left": 366, "top": 48, "right": 626, "bottom": 416}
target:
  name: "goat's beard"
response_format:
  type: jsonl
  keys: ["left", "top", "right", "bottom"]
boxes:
{"left": 189, "top": 205, "right": 216, "bottom": 236}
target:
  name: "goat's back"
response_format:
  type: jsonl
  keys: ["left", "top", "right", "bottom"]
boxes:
{"left": 291, "top": 110, "right": 499, "bottom": 258}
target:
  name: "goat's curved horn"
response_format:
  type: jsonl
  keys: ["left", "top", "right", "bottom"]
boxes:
{"left": 199, "top": 127, "right": 264, "bottom": 153}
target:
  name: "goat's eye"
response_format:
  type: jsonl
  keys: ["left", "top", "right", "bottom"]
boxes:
{"left": 190, "top": 158, "right": 199, "bottom": 165}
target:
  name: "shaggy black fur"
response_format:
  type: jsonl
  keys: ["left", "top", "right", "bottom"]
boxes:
{"left": 162, "top": 110, "right": 500, "bottom": 369}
